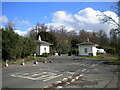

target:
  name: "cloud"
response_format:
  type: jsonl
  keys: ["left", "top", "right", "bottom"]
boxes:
{"left": 14, "top": 26, "right": 34, "bottom": 36}
{"left": 47, "top": 7, "right": 118, "bottom": 34}
{"left": 53, "top": 11, "right": 74, "bottom": 23}
{"left": 0, "top": 16, "right": 9, "bottom": 23}
{"left": 20, "top": 20, "right": 31, "bottom": 25}
{"left": 14, "top": 30, "right": 28, "bottom": 36}
{"left": 13, "top": 17, "right": 31, "bottom": 26}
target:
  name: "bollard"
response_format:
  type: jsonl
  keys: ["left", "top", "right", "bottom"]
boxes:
{"left": 43, "top": 61, "right": 47, "bottom": 63}
{"left": 34, "top": 61, "right": 38, "bottom": 64}
{"left": 43, "top": 58, "right": 47, "bottom": 63}
{"left": 21, "top": 59, "right": 25, "bottom": 65}
{"left": 5, "top": 60, "right": 8, "bottom": 67}
{"left": 34, "top": 53, "right": 36, "bottom": 59}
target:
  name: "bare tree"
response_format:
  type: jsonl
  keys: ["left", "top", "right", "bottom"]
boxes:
{"left": 6, "top": 22, "right": 15, "bottom": 30}
{"left": 98, "top": 13, "right": 120, "bottom": 28}
{"left": 27, "top": 23, "right": 48, "bottom": 40}
{"left": 97, "top": 2, "right": 120, "bottom": 29}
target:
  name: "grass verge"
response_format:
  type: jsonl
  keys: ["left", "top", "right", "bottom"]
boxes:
{"left": 2, "top": 56, "right": 45, "bottom": 67}
{"left": 101, "top": 59, "right": 120, "bottom": 65}
{"left": 80, "top": 54, "right": 118, "bottom": 59}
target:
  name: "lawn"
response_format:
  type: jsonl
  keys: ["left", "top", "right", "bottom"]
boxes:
{"left": 101, "top": 59, "right": 120, "bottom": 65}
{"left": 80, "top": 53, "right": 118, "bottom": 59}
{"left": 104, "top": 59, "right": 120, "bottom": 63}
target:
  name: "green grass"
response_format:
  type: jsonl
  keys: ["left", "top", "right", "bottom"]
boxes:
{"left": 25, "top": 56, "right": 44, "bottom": 61}
{"left": 80, "top": 55, "right": 117, "bottom": 59}
{"left": 105, "top": 59, "right": 120, "bottom": 63}
{"left": 80, "top": 55, "right": 103, "bottom": 58}
{"left": 101, "top": 59, "right": 120, "bottom": 65}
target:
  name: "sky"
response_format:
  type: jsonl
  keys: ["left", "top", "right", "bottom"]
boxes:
{"left": 1, "top": 2, "right": 119, "bottom": 36}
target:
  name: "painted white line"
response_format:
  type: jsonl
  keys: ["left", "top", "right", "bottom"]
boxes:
{"left": 79, "top": 73, "right": 84, "bottom": 77}
{"left": 62, "top": 78, "right": 68, "bottom": 82}
{"left": 26, "top": 72, "right": 57, "bottom": 80}
{"left": 27, "top": 72, "right": 47, "bottom": 78}
{"left": 82, "top": 69, "right": 87, "bottom": 72}
{"left": 57, "top": 86, "right": 63, "bottom": 89}
{"left": 71, "top": 79, "right": 75, "bottom": 82}
{"left": 68, "top": 76, "right": 72, "bottom": 79}
{"left": 28, "top": 74, "right": 52, "bottom": 80}
{"left": 75, "top": 76, "right": 80, "bottom": 80}
{"left": 56, "top": 81, "right": 62, "bottom": 84}
{"left": 11, "top": 72, "right": 59, "bottom": 81}
{"left": 66, "top": 82, "right": 70, "bottom": 85}
{"left": 90, "top": 64, "right": 96, "bottom": 68}
{"left": 65, "top": 72, "right": 74, "bottom": 74}
{"left": 43, "top": 74, "right": 63, "bottom": 81}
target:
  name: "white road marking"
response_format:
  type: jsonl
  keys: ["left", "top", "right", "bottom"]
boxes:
{"left": 62, "top": 78, "right": 68, "bottom": 82}
{"left": 56, "top": 81, "right": 62, "bottom": 84}
{"left": 90, "top": 64, "right": 96, "bottom": 68}
{"left": 65, "top": 71, "right": 75, "bottom": 74}
{"left": 11, "top": 71, "right": 63, "bottom": 81}
{"left": 75, "top": 76, "right": 79, "bottom": 80}
{"left": 43, "top": 74, "right": 63, "bottom": 81}
{"left": 80, "top": 73, "right": 84, "bottom": 77}
{"left": 71, "top": 79, "right": 75, "bottom": 82}
{"left": 57, "top": 86, "right": 63, "bottom": 89}
{"left": 82, "top": 69, "right": 87, "bottom": 72}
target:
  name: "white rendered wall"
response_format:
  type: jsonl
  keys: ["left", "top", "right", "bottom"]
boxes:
{"left": 92, "top": 46, "right": 97, "bottom": 56}
{"left": 96, "top": 48, "right": 105, "bottom": 53}
{"left": 78, "top": 45, "right": 92, "bottom": 56}
{"left": 40, "top": 45, "right": 50, "bottom": 55}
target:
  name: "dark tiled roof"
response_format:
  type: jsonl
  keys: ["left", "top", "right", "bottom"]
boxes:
{"left": 36, "top": 40, "right": 53, "bottom": 45}
{"left": 76, "top": 41, "right": 94, "bottom": 45}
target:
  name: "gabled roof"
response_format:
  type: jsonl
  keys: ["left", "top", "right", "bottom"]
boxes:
{"left": 77, "top": 41, "right": 94, "bottom": 45}
{"left": 76, "top": 39, "right": 98, "bottom": 46}
{"left": 36, "top": 35, "right": 53, "bottom": 46}
{"left": 36, "top": 40, "right": 53, "bottom": 46}
{"left": 76, "top": 38, "right": 98, "bottom": 46}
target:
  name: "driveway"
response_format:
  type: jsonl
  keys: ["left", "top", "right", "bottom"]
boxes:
{"left": 2, "top": 55, "right": 118, "bottom": 89}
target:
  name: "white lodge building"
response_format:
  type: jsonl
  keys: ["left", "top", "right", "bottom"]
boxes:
{"left": 36, "top": 35, "right": 53, "bottom": 55}
{"left": 77, "top": 39, "right": 105, "bottom": 56}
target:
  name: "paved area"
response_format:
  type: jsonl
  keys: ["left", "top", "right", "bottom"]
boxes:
{"left": 2, "top": 55, "right": 119, "bottom": 89}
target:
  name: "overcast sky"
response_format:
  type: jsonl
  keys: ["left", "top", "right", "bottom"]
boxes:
{"left": 1, "top": 2, "right": 118, "bottom": 36}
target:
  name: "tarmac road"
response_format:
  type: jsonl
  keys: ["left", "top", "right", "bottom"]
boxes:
{"left": 2, "top": 55, "right": 118, "bottom": 89}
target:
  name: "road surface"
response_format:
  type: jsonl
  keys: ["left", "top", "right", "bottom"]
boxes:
{"left": 2, "top": 55, "right": 118, "bottom": 89}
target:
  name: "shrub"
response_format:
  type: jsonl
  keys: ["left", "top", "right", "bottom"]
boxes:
{"left": 71, "top": 49, "right": 78, "bottom": 56}
{"left": 41, "top": 53, "right": 49, "bottom": 57}
{"left": 106, "top": 47, "right": 116, "bottom": 54}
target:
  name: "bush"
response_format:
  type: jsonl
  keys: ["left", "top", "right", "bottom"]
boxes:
{"left": 71, "top": 49, "right": 78, "bottom": 56}
{"left": 41, "top": 53, "right": 49, "bottom": 57}
{"left": 106, "top": 47, "right": 116, "bottom": 54}
{"left": 2, "top": 28, "right": 37, "bottom": 61}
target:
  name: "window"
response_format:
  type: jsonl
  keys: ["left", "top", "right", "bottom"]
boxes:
{"left": 85, "top": 48, "right": 87, "bottom": 53}
{"left": 44, "top": 48, "right": 46, "bottom": 52}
